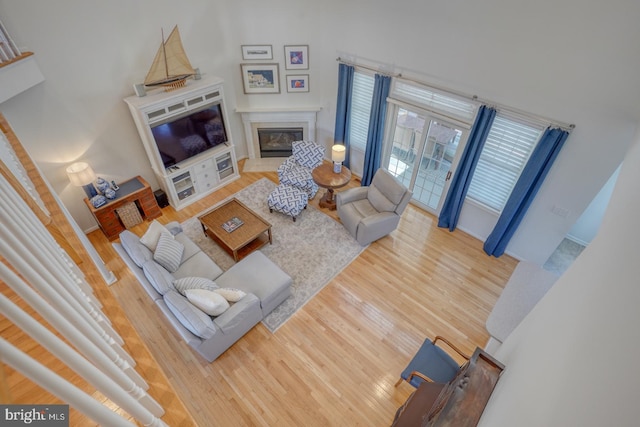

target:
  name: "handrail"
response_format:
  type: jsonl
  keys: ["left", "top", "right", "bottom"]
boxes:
{"left": 0, "top": 51, "right": 33, "bottom": 69}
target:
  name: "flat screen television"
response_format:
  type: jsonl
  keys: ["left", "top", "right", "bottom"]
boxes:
{"left": 150, "top": 102, "right": 228, "bottom": 169}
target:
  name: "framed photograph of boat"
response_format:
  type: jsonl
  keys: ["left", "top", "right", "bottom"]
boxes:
{"left": 241, "top": 45, "right": 273, "bottom": 60}
{"left": 286, "top": 75, "right": 309, "bottom": 93}
{"left": 284, "top": 45, "right": 309, "bottom": 70}
{"left": 241, "top": 63, "right": 280, "bottom": 94}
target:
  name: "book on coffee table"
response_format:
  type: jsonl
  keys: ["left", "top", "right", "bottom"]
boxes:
{"left": 222, "top": 216, "right": 244, "bottom": 233}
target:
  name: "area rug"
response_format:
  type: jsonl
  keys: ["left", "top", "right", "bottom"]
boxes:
{"left": 180, "top": 178, "right": 365, "bottom": 332}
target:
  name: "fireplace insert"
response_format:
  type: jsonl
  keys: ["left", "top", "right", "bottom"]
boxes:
{"left": 258, "top": 127, "right": 303, "bottom": 157}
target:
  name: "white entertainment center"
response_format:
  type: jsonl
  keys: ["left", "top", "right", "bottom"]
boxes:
{"left": 124, "top": 75, "right": 239, "bottom": 210}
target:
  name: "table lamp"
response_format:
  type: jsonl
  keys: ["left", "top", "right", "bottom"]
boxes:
{"left": 332, "top": 144, "right": 346, "bottom": 173}
{"left": 66, "top": 162, "right": 98, "bottom": 198}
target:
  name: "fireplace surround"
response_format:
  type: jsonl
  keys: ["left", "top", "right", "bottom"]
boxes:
{"left": 238, "top": 108, "right": 320, "bottom": 159}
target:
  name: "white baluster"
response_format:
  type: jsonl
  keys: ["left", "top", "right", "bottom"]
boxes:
{"left": 0, "top": 339, "right": 148, "bottom": 427}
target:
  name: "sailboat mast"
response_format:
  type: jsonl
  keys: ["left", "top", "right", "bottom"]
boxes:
{"left": 161, "top": 28, "right": 169, "bottom": 79}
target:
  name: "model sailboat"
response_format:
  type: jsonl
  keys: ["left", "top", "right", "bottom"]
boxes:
{"left": 144, "top": 25, "right": 195, "bottom": 91}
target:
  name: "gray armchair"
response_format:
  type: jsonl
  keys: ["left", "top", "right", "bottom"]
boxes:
{"left": 336, "top": 168, "right": 412, "bottom": 246}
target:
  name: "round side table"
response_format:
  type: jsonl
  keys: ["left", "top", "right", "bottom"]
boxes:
{"left": 311, "top": 163, "right": 352, "bottom": 210}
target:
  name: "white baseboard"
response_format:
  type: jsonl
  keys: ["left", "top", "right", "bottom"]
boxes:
{"left": 565, "top": 233, "right": 589, "bottom": 247}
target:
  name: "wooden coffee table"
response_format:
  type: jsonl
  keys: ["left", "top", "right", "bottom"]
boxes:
{"left": 198, "top": 198, "right": 272, "bottom": 261}
{"left": 311, "top": 163, "right": 352, "bottom": 210}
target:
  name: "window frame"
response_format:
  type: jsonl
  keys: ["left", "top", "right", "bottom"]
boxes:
{"left": 341, "top": 66, "right": 563, "bottom": 216}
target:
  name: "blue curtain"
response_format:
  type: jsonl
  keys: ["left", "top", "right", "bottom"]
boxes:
{"left": 484, "top": 127, "right": 569, "bottom": 257}
{"left": 361, "top": 74, "right": 391, "bottom": 186}
{"left": 333, "top": 64, "right": 355, "bottom": 168}
{"left": 438, "top": 106, "right": 497, "bottom": 231}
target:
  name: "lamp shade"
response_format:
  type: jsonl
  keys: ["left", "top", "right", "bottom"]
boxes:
{"left": 331, "top": 144, "right": 346, "bottom": 163}
{"left": 66, "top": 162, "right": 96, "bottom": 186}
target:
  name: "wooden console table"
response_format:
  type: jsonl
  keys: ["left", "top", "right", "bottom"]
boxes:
{"left": 84, "top": 176, "right": 161, "bottom": 240}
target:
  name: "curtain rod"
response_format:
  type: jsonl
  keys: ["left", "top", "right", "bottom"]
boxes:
{"left": 336, "top": 57, "right": 575, "bottom": 132}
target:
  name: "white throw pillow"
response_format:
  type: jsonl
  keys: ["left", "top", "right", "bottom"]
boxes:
{"left": 140, "top": 220, "right": 172, "bottom": 251}
{"left": 185, "top": 288, "right": 230, "bottom": 316}
{"left": 173, "top": 277, "right": 218, "bottom": 295}
{"left": 214, "top": 288, "right": 247, "bottom": 302}
{"left": 153, "top": 232, "right": 184, "bottom": 273}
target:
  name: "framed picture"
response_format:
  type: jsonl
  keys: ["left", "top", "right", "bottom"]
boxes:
{"left": 286, "top": 75, "right": 309, "bottom": 93}
{"left": 241, "top": 63, "right": 280, "bottom": 94}
{"left": 241, "top": 44, "right": 273, "bottom": 60}
{"left": 284, "top": 45, "right": 309, "bottom": 70}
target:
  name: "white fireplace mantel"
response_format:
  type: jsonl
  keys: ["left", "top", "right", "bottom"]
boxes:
{"left": 236, "top": 107, "right": 321, "bottom": 159}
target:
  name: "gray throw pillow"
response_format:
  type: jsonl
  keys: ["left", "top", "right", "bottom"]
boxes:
{"left": 164, "top": 290, "right": 216, "bottom": 339}
{"left": 142, "top": 260, "right": 176, "bottom": 295}
{"left": 119, "top": 230, "right": 152, "bottom": 268}
{"left": 153, "top": 232, "right": 184, "bottom": 273}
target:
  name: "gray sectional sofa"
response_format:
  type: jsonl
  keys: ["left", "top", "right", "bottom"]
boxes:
{"left": 113, "top": 220, "right": 292, "bottom": 362}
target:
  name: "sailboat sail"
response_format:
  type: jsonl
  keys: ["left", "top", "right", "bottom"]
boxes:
{"left": 144, "top": 26, "right": 195, "bottom": 87}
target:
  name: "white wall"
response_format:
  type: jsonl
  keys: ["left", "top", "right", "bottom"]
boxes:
{"left": 478, "top": 126, "right": 640, "bottom": 427}
{"left": 0, "top": 0, "right": 638, "bottom": 263}
{"left": 567, "top": 165, "right": 620, "bottom": 245}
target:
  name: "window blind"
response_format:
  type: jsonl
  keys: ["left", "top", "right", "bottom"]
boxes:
{"left": 391, "top": 81, "right": 477, "bottom": 123}
{"left": 467, "top": 115, "right": 544, "bottom": 211}
{"left": 348, "top": 71, "right": 374, "bottom": 151}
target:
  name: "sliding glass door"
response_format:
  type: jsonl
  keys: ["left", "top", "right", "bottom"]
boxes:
{"left": 383, "top": 104, "right": 468, "bottom": 215}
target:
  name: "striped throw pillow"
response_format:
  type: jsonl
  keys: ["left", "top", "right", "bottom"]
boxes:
{"left": 153, "top": 232, "right": 184, "bottom": 273}
{"left": 173, "top": 276, "right": 218, "bottom": 295}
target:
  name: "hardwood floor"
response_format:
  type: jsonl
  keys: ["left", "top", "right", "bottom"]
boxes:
{"left": 87, "top": 160, "right": 518, "bottom": 426}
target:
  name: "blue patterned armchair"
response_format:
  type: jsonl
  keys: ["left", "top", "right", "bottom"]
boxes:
{"left": 277, "top": 140, "right": 325, "bottom": 199}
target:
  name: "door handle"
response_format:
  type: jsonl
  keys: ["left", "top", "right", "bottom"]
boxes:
{"left": 446, "top": 171, "right": 452, "bottom": 181}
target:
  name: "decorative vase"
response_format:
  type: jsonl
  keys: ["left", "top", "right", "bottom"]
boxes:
{"left": 104, "top": 187, "right": 116, "bottom": 200}
{"left": 95, "top": 177, "right": 110, "bottom": 194}
{"left": 104, "top": 188, "right": 116, "bottom": 199}
{"left": 90, "top": 195, "right": 107, "bottom": 208}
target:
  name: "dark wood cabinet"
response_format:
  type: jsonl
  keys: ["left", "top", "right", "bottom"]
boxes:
{"left": 84, "top": 176, "right": 161, "bottom": 240}
{"left": 392, "top": 348, "right": 504, "bottom": 427}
